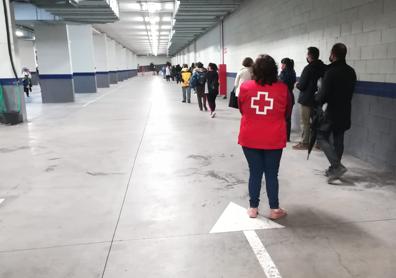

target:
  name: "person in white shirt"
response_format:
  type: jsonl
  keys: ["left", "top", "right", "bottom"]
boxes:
{"left": 165, "top": 64, "right": 171, "bottom": 82}
{"left": 234, "top": 57, "right": 254, "bottom": 97}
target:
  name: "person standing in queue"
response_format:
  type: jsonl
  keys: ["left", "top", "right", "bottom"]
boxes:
{"left": 206, "top": 63, "right": 219, "bottom": 118}
{"left": 293, "top": 47, "right": 327, "bottom": 150}
{"left": 165, "top": 63, "right": 171, "bottom": 82}
{"left": 235, "top": 57, "right": 254, "bottom": 99}
{"left": 191, "top": 62, "right": 208, "bottom": 111}
{"left": 315, "top": 43, "right": 357, "bottom": 183}
{"left": 279, "top": 58, "right": 297, "bottom": 142}
{"left": 238, "top": 54, "right": 291, "bottom": 219}
{"left": 180, "top": 64, "right": 192, "bottom": 103}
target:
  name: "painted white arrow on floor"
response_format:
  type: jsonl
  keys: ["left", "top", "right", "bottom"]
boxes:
{"left": 210, "top": 202, "right": 284, "bottom": 278}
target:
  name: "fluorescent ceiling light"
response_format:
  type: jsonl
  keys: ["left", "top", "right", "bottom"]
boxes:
{"left": 120, "top": 3, "right": 141, "bottom": 10}
{"left": 162, "top": 16, "right": 172, "bottom": 22}
{"left": 125, "top": 16, "right": 144, "bottom": 22}
{"left": 161, "top": 25, "right": 172, "bottom": 30}
{"left": 15, "top": 30, "right": 24, "bottom": 37}
{"left": 145, "top": 16, "right": 160, "bottom": 23}
{"left": 125, "top": 31, "right": 147, "bottom": 35}
{"left": 164, "top": 2, "right": 174, "bottom": 10}
{"left": 129, "top": 25, "right": 146, "bottom": 30}
{"left": 141, "top": 2, "right": 161, "bottom": 12}
{"left": 160, "top": 31, "right": 169, "bottom": 35}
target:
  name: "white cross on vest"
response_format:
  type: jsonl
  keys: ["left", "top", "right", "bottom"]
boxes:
{"left": 251, "top": 92, "right": 274, "bottom": 115}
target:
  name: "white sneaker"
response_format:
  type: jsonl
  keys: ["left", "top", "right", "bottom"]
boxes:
{"left": 211, "top": 112, "right": 216, "bottom": 118}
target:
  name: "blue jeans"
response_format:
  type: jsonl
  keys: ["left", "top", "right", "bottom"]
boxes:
{"left": 242, "top": 147, "right": 283, "bottom": 209}
{"left": 182, "top": 87, "right": 191, "bottom": 102}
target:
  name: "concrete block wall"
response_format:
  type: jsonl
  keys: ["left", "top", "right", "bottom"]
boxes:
{"left": 172, "top": 24, "right": 221, "bottom": 67}
{"left": 173, "top": 0, "right": 396, "bottom": 172}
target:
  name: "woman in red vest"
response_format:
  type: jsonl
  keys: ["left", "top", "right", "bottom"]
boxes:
{"left": 238, "top": 54, "right": 291, "bottom": 219}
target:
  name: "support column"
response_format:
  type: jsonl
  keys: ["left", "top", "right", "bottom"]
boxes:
{"left": 93, "top": 33, "right": 110, "bottom": 88}
{"left": 0, "top": 0, "right": 26, "bottom": 123}
{"left": 18, "top": 39, "right": 38, "bottom": 85}
{"left": 132, "top": 53, "right": 138, "bottom": 77}
{"left": 35, "top": 24, "right": 74, "bottom": 103}
{"left": 115, "top": 43, "right": 123, "bottom": 82}
{"left": 67, "top": 25, "right": 97, "bottom": 94}
{"left": 107, "top": 38, "right": 117, "bottom": 84}
{"left": 127, "top": 50, "right": 132, "bottom": 78}
{"left": 122, "top": 47, "right": 127, "bottom": 80}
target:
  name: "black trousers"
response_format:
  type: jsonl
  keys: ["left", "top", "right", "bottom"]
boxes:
{"left": 196, "top": 86, "right": 207, "bottom": 111}
{"left": 317, "top": 129, "right": 345, "bottom": 167}
{"left": 286, "top": 117, "right": 291, "bottom": 142}
{"left": 207, "top": 93, "right": 218, "bottom": 112}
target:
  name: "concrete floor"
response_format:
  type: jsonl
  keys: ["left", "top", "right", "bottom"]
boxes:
{"left": 0, "top": 76, "right": 395, "bottom": 278}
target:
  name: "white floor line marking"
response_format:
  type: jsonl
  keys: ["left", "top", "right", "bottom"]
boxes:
{"left": 210, "top": 203, "right": 284, "bottom": 277}
{"left": 82, "top": 91, "right": 112, "bottom": 107}
{"left": 210, "top": 202, "right": 284, "bottom": 234}
{"left": 243, "top": 230, "right": 282, "bottom": 278}
{"left": 0, "top": 199, "right": 4, "bottom": 205}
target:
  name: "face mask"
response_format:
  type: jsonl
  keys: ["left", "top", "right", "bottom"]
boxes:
{"left": 306, "top": 58, "right": 310, "bottom": 64}
{"left": 329, "top": 55, "right": 334, "bottom": 63}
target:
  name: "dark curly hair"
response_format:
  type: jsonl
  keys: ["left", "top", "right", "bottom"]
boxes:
{"left": 208, "top": 63, "right": 218, "bottom": 71}
{"left": 253, "top": 54, "right": 278, "bottom": 86}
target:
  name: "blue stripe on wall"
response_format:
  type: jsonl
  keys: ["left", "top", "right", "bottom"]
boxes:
{"left": 96, "top": 71, "right": 109, "bottom": 75}
{"left": 0, "top": 78, "right": 19, "bottom": 86}
{"left": 227, "top": 72, "right": 396, "bottom": 99}
{"left": 73, "top": 72, "right": 96, "bottom": 77}
{"left": 355, "top": 81, "right": 396, "bottom": 99}
{"left": 39, "top": 74, "right": 73, "bottom": 80}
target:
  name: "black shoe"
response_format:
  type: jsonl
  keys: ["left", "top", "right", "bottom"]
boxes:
{"left": 182, "top": 100, "right": 186, "bottom": 103}
{"left": 325, "top": 166, "right": 334, "bottom": 177}
{"left": 187, "top": 100, "right": 191, "bottom": 103}
{"left": 327, "top": 165, "right": 347, "bottom": 183}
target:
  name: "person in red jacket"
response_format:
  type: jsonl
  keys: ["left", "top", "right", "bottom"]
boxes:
{"left": 238, "top": 54, "right": 291, "bottom": 219}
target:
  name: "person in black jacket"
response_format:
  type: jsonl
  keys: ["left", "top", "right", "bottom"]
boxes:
{"left": 175, "top": 64, "right": 182, "bottom": 84}
{"left": 293, "top": 47, "right": 327, "bottom": 150}
{"left": 315, "top": 43, "right": 357, "bottom": 183}
{"left": 191, "top": 62, "right": 208, "bottom": 111}
{"left": 279, "top": 58, "right": 297, "bottom": 141}
{"left": 206, "top": 63, "right": 219, "bottom": 118}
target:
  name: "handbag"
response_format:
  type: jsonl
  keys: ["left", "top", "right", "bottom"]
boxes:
{"left": 228, "top": 87, "right": 238, "bottom": 109}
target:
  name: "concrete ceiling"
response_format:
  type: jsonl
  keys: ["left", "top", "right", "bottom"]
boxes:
{"left": 95, "top": 0, "right": 241, "bottom": 57}
{"left": 14, "top": 0, "right": 242, "bottom": 57}
{"left": 168, "top": 0, "right": 241, "bottom": 56}
{"left": 94, "top": 0, "right": 175, "bottom": 56}
{"left": 28, "top": 0, "right": 120, "bottom": 23}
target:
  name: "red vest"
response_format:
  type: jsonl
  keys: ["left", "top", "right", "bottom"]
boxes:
{"left": 238, "top": 80, "right": 289, "bottom": 150}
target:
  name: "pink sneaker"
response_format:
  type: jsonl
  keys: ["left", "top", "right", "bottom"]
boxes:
{"left": 269, "top": 208, "right": 287, "bottom": 220}
{"left": 247, "top": 208, "right": 259, "bottom": 218}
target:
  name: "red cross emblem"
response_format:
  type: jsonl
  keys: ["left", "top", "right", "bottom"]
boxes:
{"left": 251, "top": 92, "right": 274, "bottom": 115}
